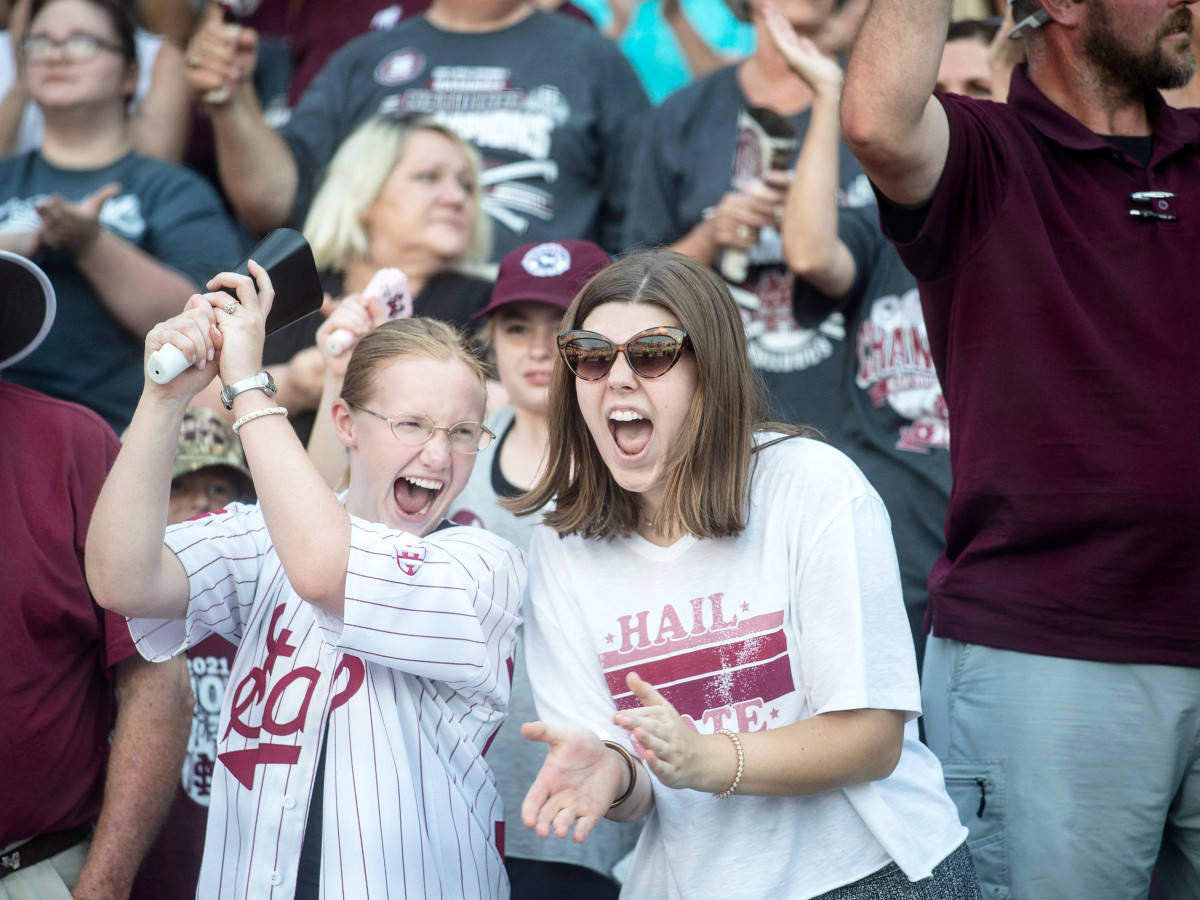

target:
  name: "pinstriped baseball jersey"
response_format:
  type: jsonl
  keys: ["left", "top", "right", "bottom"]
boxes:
{"left": 128, "top": 503, "right": 525, "bottom": 899}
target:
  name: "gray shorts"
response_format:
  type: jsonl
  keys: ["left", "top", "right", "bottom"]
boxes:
{"left": 922, "top": 635, "right": 1200, "bottom": 900}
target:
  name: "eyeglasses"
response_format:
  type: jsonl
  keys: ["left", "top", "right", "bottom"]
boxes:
{"left": 21, "top": 34, "right": 125, "bottom": 63}
{"left": 557, "top": 326, "right": 691, "bottom": 381}
{"left": 350, "top": 405, "right": 495, "bottom": 454}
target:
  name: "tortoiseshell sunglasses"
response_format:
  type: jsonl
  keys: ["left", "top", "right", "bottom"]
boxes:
{"left": 557, "top": 326, "right": 691, "bottom": 381}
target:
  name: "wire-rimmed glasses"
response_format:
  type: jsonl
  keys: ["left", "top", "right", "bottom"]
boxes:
{"left": 350, "top": 405, "right": 495, "bottom": 454}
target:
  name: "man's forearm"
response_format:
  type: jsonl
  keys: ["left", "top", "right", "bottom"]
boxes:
{"left": 71, "top": 655, "right": 191, "bottom": 900}
{"left": 75, "top": 231, "right": 198, "bottom": 338}
{"left": 208, "top": 85, "right": 298, "bottom": 235}
{"left": 0, "top": 79, "right": 28, "bottom": 157}
{"left": 784, "top": 82, "right": 857, "bottom": 298}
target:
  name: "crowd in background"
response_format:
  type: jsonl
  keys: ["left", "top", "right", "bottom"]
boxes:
{"left": 2, "top": 0, "right": 1197, "bottom": 897}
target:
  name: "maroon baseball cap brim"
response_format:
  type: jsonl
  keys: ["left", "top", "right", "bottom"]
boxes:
{"left": 0, "top": 250, "right": 56, "bottom": 370}
{"left": 475, "top": 240, "right": 612, "bottom": 320}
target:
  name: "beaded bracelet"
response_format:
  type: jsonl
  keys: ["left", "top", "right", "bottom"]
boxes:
{"left": 602, "top": 740, "right": 639, "bottom": 810}
{"left": 232, "top": 406, "right": 288, "bottom": 435}
{"left": 713, "top": 729, "right": 744, "bottom": 799}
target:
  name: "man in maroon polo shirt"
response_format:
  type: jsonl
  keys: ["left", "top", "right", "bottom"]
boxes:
{"left": 0, "top": 251, "right": 192, "bottom": 899}
{"left": 839, "top": 0, "right": 1200, "bottom": 896}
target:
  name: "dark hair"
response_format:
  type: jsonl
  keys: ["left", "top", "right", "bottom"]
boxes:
{"left": 29, "top": 0, "right": 138, "bottom": 65}
{"left": 947, "top": 16, "right": 1002, "bottom": 44}
{"left": 506, "top": 251, "right": 813, "bottom": 541}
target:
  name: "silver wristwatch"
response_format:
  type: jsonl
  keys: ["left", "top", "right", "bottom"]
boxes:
{"left": 220, "top": 371, "right": 277, "bottom": 410}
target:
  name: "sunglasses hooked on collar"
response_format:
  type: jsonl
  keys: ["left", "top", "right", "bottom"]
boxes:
{"left": 557, "top": 326, "right": 691, "bottom": 381}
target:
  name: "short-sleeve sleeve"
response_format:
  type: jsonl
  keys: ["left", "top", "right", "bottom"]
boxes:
{"left": 878, "top": 93, "right": 1011, "bottom": 286}
{"left": 128, "top": 502, "right": 271, "bottom": 660}
{"left": 794, "top": 492, "right": 921, "bottom": 719}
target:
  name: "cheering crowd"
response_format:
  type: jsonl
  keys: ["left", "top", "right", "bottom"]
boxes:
{"left": 2, "top": 0, "right": 1198, "bottom": 897}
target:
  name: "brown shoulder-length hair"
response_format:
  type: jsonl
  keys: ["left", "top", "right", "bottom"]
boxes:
{"left": 506, "top": 251, "right": 813, "bottom": 541}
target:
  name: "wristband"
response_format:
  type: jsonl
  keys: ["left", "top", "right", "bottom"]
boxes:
{"left": 602, "top": 740, "right": 638, "bottom": 810}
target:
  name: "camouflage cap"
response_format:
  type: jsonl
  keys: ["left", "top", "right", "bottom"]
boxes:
{"left": 173, "top": 408, "right": 253, "bottom": 496}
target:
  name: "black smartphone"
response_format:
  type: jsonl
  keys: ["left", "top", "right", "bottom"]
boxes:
{"left": 222, "top": 227, "right": 324, "bottom": 334}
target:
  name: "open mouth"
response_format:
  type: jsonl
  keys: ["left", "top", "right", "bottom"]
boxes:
{"left": 394, "top": 475, "right": 443, "bottom": 520}
{"left": 609, "top": 409, "right": 653, "bottom": 460}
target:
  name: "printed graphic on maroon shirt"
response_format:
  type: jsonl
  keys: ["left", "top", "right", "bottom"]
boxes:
{"left": 182, "top": 634, "right": 236, "bottom": 804}
{"left": 375, "top": 57, "right": 568, "bottom": 238}
{"left": 599, "top": 592, "right": 791, "bottom": 739}
{"left": 855, "top": 289, "right": 948, "bottom": 452}
{"left": 219, "top": 604, "right": 365, "bottom": 788}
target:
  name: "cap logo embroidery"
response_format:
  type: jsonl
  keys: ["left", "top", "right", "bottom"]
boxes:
{"left": 521, "top": 243, "right": 571, "bottom": 278}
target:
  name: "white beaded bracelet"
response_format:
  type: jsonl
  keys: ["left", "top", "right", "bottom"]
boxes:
{"left": 713, "top": 728, "right": 744, "bottom": 799}
{"left": 232, "top": 406, "right": 288, "bottom": 435}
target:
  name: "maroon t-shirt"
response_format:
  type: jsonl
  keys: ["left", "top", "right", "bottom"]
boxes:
{"left": 0, "top": 383, "right": 136, "bottom": 846}
{"left": 878, "top": 65, "right": 1200, "bottom": 665}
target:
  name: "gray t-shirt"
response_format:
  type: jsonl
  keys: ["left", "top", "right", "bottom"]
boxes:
{"left": 623, "top": 65, "right": 875, "bottom": 433}
{"left": 793, "top": 206, "right": 951, "bottom": 671}
{"left": 0, "top": 152, "right": 241, "bottom": 431}
{"left": 448, "top": 406, "right": 642, "bottom": 879}
{"left": 282, "top": 11, "right": 649, "bottom": 259}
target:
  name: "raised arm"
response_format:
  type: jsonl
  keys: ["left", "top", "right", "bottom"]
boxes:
{"left": 307, "top": 292, "right": 384, "bottom": 488}
{"left": 662, "top": 0, "right": 728, "bottom": 79}
{"left": 765, "top": 3, "right": 858, "bottom": 299}
{"left": 86, "top": 301, "right": 220, "bottom": 618}
{"left": 185, "top": 2, "right": 296, "bottom": 234}
{"left": 0, "top": 0, "right": 31, "bottom": 156}
{"left": 203, "top": 265, "right": 354, "bottom": 610}
{"left": 839, "top": 0, "right": 952, "bottom": 206}
{"left": 130, "top": 36, "right": 192, "bottom": 163}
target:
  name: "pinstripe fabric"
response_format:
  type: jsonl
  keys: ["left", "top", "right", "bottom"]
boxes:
{"left": 128, "top": 504, "right": 525, "bottom": 899}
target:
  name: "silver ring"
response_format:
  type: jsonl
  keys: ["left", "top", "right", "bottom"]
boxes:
{"left": 223, "top": 298, "right": 237, "bottom": 316}
{"left": 736, "top": 224, "right": 751, "bottom": 241}
{"left": 187, "top": 53, "right": 201, "bottom": 68}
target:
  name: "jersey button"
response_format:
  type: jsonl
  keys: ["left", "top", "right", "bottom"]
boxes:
{"left": 282, "top": 795, "right": 296, "bottom": 809}
{"left": 268, "top": 872, "right": 282, "bottom": 886}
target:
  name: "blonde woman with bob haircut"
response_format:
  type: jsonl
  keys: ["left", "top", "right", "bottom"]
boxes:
{"left": 509, "top": 252, "right": 979, "bottom": 899}
{"left": 86, "top": 264, "right": 524, "bottom": 898}
{"left": 303, "top": 112, "right": 493, "bottom": 324}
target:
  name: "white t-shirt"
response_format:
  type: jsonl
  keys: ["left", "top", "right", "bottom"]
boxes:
{"left": 0, "top": 28, "right": 162, "bottom": 154}
{"left": 524, "top": 436, "right": 966, "bottom": 899}
{"left": 129, "top": 504, "right": 525, "bottom": 899}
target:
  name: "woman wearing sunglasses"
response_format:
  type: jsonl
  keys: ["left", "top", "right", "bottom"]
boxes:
{"left": 85, "top": 264, "right": 524, "bottom": 898}
{"left": 509, "top": 251, "right": 979, "bottom": 899}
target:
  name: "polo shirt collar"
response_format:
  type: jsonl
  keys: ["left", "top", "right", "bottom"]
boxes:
{"left": 1007, "top": 62, "right": 1200, "bottom": 160}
